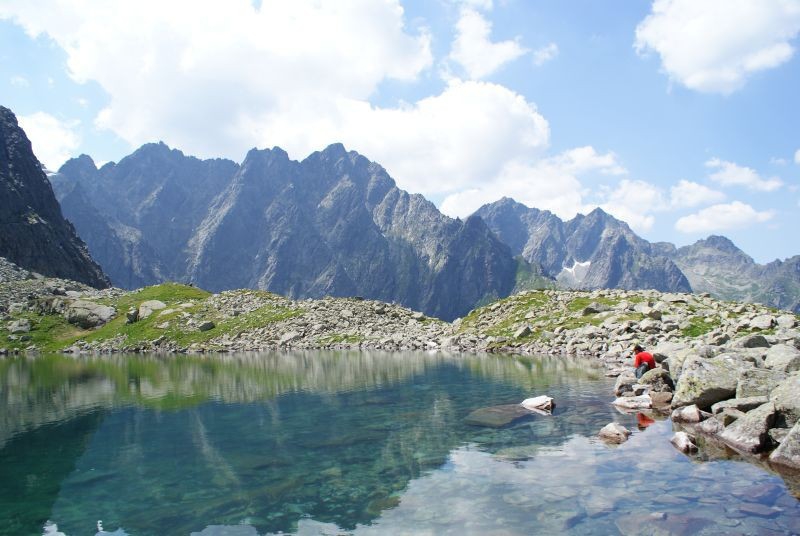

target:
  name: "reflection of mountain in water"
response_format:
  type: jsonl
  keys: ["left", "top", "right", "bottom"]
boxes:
{"left": 0, "top": 352, "right": 614, "bottom": 535}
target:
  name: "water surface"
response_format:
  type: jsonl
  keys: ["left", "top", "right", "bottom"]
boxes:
{"left": 1, "top": 351, "right": 798, "bottom": 535}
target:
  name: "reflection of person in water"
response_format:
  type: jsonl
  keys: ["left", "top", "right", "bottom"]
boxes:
{"left": 637, "top": 412, "right": 655, "bottom": 430}
{"left": 633, "top": 344, "right": 655, "bottom": 379}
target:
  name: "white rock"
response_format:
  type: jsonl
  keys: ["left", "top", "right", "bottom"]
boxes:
{"left": 138, "top": 300, "right": 167, "bottom": 320}
{"left": 520, "top": 395, "right": 554, "bottom": 412}
{"left": 670, "top": 431, "right": 698, "bottom": 453}
{"left": 612, "top": 394, "right": 652, "bottom": 410}
{"left": 599, "top": 422, "right": 631, "bottom": 444}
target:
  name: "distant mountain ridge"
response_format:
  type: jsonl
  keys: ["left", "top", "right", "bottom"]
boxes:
{"left": 52, "top": 142, "right": 518, "bottom": 320}
{"left": 474, "top": 198, "right": 800, "bottom": 313}
{"left": 0, "top": 106, "right": 108, "bottom": 287}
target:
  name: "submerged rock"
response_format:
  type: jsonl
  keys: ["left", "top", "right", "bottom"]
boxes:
{"left": 612, "top": 394, "right": 652, "bottom": 410}
{"left": 464, "top": 404, "right": 536, "bottom": 428}
{"left": 599, "top": 422, "right": 631, "bottom": 444}
{"left": 671, "top": 431, "right": 698, "bottom": 454}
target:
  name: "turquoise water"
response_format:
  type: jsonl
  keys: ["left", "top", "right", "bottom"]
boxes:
{"left": 0, "top": 351, "right": 799, "bottom": 535}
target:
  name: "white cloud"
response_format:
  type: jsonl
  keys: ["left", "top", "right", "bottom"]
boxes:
{"left": 0, "top": 0, "right": 433, "bottom": 160}
{"left": 594, "top": 179, "right": 666, "bottom": 233}
{"left": 440, "top": 146, "right": 623, "bottom": 220}
{"left": 453, "top": 0, "right": 494, "bottom": 10}
{"left": 669, "top": 179, "right": 726, "bottom": 208}
{"left": 17, "top": 112, "right": 81, "bottom": 170}
{"left": 532, "top": 43, "right": 559, "bottom": 66}
{"left": 675, "top": 201, "right": 775, "bottom": 233}
{"left": 795, "top": 148, "right": 800, "bottom": 164}
{"left": 705, "top": 158, "right": 783, "bottom": 191}
{"left": 10, "top": 75, "right": 29, "bottom": 87}
{"left": 635, "top": 0, "right": 800, "bottom": 94}
{"left": 449, "top": 8, "right": 528, "bottom": 79}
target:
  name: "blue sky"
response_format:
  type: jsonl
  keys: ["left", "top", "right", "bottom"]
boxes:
{"left": 1, "top": 0, "right": 799, "bottom": 263}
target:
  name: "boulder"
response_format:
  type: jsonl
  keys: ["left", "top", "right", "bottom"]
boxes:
{"left": 638, "top": 368, "right": 675, "bottom": 392}
{"left": 8, "top": 318, "right": 31, "bottom": 333}
{"left": 651, "top": 341, "right": 687, "bottom": 364}
{"left": 711, "top": 396, "right": 769, "bottom": 415}
{"left": 718, "top": 408, "right": 746, "bottom": 426}
{"left": 513, "top": 325, "right": 531, "bottom": 339}
{"left": 598, "top": 422, "right": 631, "bottom": 444}
{"left": 65, "top": 300, "right": 116, "bottom": 328}
{"left": 672, "top": 354, "right": 750, "bottom": 410}
{"left": 770, "top": 374, "right": 800, "bottom": 427}
{"left": 612, "top": 394, "right": 652, "bottom": 410}
{"left": 749, "top": 315, "right": 775, "bottom": 331}
{"left": 650, "top": 391, "right": 674, "bottom": 408}
{"left": 769, "top": 427, "right": 791, "bottom": 445}
{"left": 197, "top": 321, "right": 215, "bottom": 332}
{"left": 671, "top": 431, "right": 698, "bottom": 453}
{"left": 735, "top": 334, "right": 770, "bottom": 349}
{"left": 582, "top": 302, "right": 610, "bottom": 315}
{"left": 719, "top": 402, "right": 777, "bottom": 453}
{"left": 520, "top": 395, "right": 554, "bottom": 412}
{"left": 613, "top": 370, "right": 637, "bottom": 396}
{"left": 776, "top": 315, "right": 797, "bottom": 329}
{"left": 764, "top": 344, "right": 800, "bottom": 373}
{"left": 736, "top": 368, "right": 787, "bottom": 398}
{"left": 695, "top": 416, "right": 725, "bottom": 435}
{"left": 671, "top": 404, "right": 704, "bottom": 423}
{"left": 138, "top": 300, "right": 167, "bottom": 320}
{"left": 770, "top": 421, "right": 800, "bottom": 469}
{"left": 279, "top": 331, "right": 302, "bottom": 345}
{"left": 126, "top": 307, "right": 139, "bottom": 324}
{"left": 465, "top": 404, "right": 536, "bottom": 428}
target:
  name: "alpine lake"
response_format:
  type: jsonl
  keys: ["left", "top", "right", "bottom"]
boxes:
{"left": 1, "top": 351, "right": 799, "bottom": 536}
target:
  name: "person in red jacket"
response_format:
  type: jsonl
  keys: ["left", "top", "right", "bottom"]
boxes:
{"left": 633, "top": 344, "right": 655, "bottom": 379}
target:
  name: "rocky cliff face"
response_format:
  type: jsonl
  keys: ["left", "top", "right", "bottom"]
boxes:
{"left": 669, "top": 236, "right": 800, "bottom": 313}
{"left": 475, "top": 197, "right": 691, "bottom": 293}
{"left": 0, "top": 106, "right": 108, "bottom": 287}
{"left": 53, "top": 143, "right": 517, "bottom": 320}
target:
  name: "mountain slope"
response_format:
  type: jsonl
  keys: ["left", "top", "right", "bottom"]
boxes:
{"left": 0, "top": 106, "right": 108, "bottom": 287}
{"left": 53, "top": 143, "right": 518, "bottom": 320}
{"left": 475, "top": 197, "right": 691, "bottom": 293}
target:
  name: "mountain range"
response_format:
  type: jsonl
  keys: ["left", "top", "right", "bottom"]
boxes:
{"left": 0, "top": 106, "right": 108, "bottom": 287}
{"left": 1, "top": 104, "right": 797, "bottom": 316}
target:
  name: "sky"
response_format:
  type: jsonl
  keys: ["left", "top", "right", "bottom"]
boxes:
{"left": 1, "top": 0, "right": 799, "bottom": 263}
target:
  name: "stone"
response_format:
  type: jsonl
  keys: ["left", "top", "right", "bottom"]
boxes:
{"left": 613, "top": 370, "right": 637, "bottom": 396}
{"left": 582, "top": 302, "right": 610, "bottom": 315}
{"left": 672, "top": 354, "right": 750, "bottom": 410}
{"left": 198, "top": 321, "right": 215, "bottom": 332}
{"left": 651, "top": 341, "right": 687, "bottom": 364}
{"left": 671, "top": 431, "right": 698, "bottom": 453}
{"left": 599, "top": 422, "right": 631, "bottom": 444}
{"left": 735, "top": 334, "right": 770, "bottom": 348}
{"left": 65, "top": 300, "right": 116, "bottom": 328}
{"left": 520, "top": 395, "right": 554, "bottom": 412}
{"left": 465, "top": 404, "right": 536, "bottom": 428}
{"left": 8, "top": 318, "right": 31, "bottom": 333}
{"left": 719, "top": 402, "right": 777, "bottom": 453}
{"left": 126, "top": 307, "right": 139, "bottom": 324}
{"left": 638, "top": 368, "right": 675, "bottom": 392}
{"left": 764, "top": 344, "right": 800, "bottom": 373}
{"left": 769, "top": 427, "right": 790, "bottom": 445}
{"left": 612, "top": 394, "right": 652, "bottom": 410}
{"left": 279, "top": 331, "right": 302, "bottom": 345}
{"left": 736, "top": 368, "right": 787, "bottom": 398}
{"left": 138, "top": 300, "right": 167, "bottom": 320}
{"left": 650, "top": 391, "right": 673, "bottom": 407}
{"left": 695, "top": 417, "right": 725, "bottom": 435}
{"left": 340, "top": 309, "right": 353, "bottom": 319}
{"left": 671, "top": 405, "right": 703, "bottom": 423}
{"left": 411, "top": 312, "right": 425, "bottom": 321}
{"left": 719, "top": 408, "right": 745, "bottom": 426}
{"left": 513, "top": 325, "right": 531, "bottom": 339}
{"left": 749, "top": 314, "right": 775, "bottom": 331}
{"left": 711, "top": 396, "right": 770, "bottom": 415}
{"left": 770, "top": 374, "right": 800, "bottom": 427}
{"left": 776, "top": 315, "right": 797, "bottom": 329}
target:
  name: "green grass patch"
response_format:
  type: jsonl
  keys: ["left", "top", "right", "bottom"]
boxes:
{"left": 317, "top": 333, "right": 365, "bottom": 345}
{"left": 0, "top": 313, "right": 89, "bottom": 352}
{"left": 459, "top": 290, "right": 551, "bottom": 336}
{"left": 680, "top": 317, "right": 719, "bottom": 338}
{"left": 566, "top": 296, "right": 619, "bottom": 313}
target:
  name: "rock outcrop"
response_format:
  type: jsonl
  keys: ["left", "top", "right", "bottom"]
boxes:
{"left": 0, "top": 106, "right": 108, "bottom": 287}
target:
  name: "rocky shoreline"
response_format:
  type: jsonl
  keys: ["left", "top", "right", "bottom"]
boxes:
{"left": 2, "top": 262, "right": 800, "bottom": 482}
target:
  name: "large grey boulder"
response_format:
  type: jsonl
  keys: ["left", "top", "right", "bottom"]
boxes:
{"left": 719, "top": 402, "right": 777, "bottom": 453}
{"left": 734, "top": 334, "right": 770, "bottom": 349}
{"left": 651, "top": 341, "right": 687, "bottom": 364}
{"left": 65, "top": 299, "right": 116, "bottom": 328}
{"left": 711, "top": 396, "right": 769, "bottom": 415}
{"left": 138, "top": 300, "right": 167, "bottom": 320}
{"left": 736, "top": 368, "right": 787, "bottom": 398}
{"left": 769, "top": 421, "right": 800, "bottom": 469}
{"left": 671, "top": 431, "right": 698, "bottom": 453}
{"left": 770, "top": 374, "right": 800, "bottom": 427}
{"left": 638, "top": 368, "right": 675, "bottom": 392}
{"left": 764, "top": 344, "right": 800, "bottom": 373}
{"left": 672, "top": 354, "right": 750, "bottom": 410}
{"left": 749, "top": 314, "right": 775, "bottom": 331}
{"left": 613, "top": 370, "right": 637, "bottom": 396}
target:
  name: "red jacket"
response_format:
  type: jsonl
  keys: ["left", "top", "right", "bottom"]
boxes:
{"left": 634, "top": 351, "right": 655, "bottom": 370}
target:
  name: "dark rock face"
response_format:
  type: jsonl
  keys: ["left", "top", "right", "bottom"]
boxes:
{"left": 669, "top": 236, "right": 800, "bottom": 313}
{"left": 0, "top": 106, "right": 108, "bottom": 287}
{"left": 474, "top": 198, "right": 691, "bottom": 293}
{"left": 53, "top": 143, "right": 516, "bottom": 320}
